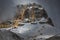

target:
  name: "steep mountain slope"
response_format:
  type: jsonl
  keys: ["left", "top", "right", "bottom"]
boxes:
{"left": 0, "top": 30, "right": 22, "bottom": 40}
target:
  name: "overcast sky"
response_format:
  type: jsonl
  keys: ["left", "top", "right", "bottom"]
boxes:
{"left": 0, "top": 0, "right": 60, "bottom": 32}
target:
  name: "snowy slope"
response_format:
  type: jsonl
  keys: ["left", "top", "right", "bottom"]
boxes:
{"left": 10, "top": 22, "right": 56, "bottom": 40}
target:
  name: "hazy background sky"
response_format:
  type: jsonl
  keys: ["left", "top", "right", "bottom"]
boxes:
{"left": 0, "top": 0, "right": 60, "bottom": 33}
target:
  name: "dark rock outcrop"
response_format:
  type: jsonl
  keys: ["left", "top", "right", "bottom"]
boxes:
{"left": 0, "top": 30, "right": 23, "bottom": 40}
{"left": 46, "top": 36, "right": 60, "bottom": 40}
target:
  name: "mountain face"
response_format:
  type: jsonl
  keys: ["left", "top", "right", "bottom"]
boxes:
{"left": 0, "top": 30, "right": 22, "bottom": 40}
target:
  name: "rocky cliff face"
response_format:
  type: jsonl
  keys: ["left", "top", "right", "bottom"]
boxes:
{"left": 0, "top": 30, "right": 22, "bottom": 40}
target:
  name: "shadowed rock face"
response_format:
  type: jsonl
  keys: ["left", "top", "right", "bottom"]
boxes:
{"left": 0, "top": 30, "right": 23, "bottom": 40}
{"left": 46, "top": 36, "right": 60, "bottom": 40}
